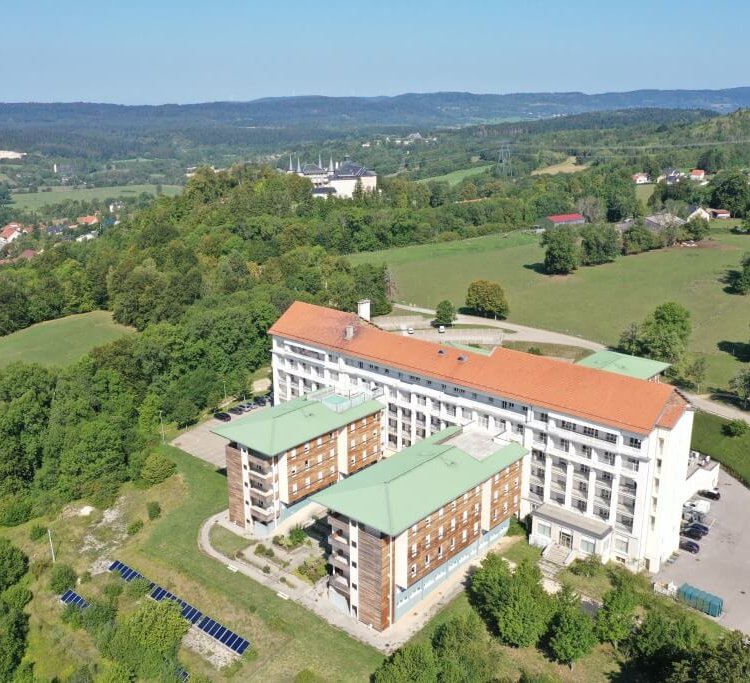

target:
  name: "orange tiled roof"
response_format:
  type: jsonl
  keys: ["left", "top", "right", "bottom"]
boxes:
{"left": 269, "top": 302, "right": 689, "bottom": 436}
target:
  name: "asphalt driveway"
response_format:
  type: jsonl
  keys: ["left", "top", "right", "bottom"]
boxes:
{"left": 171, "top": 417, "right": 230, "bottom": 469}
{"left": 657, "top": 470, "right": 750, "bottom": 633}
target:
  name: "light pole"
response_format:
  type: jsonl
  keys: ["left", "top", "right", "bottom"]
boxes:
{"left": 223, "top": 379, "right": 227, "bottom": 403}
{"left": 48, "top": 528, "right": 56, "bottom": 563}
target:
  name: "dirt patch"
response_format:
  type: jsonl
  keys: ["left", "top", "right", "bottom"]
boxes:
{"left": 183, "top": 627, "right": 236, "bottom": 669}
{"left": 78, "top": 505, "right": 95, "bottom": 516}
{"left": 82, "top": 496, "right": 128, "bottom": 571}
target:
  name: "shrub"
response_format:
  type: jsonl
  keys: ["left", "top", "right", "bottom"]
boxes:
{"left": 29, "top": 559, "right": 50, "bottom": 580}
{"left": 49, "top": 563, "right": 77, "bottom": 594}
{"left": 254, "top": 544, "right": 275, "bottom": 559}
{"left": 0, "top": 538, "right": 29, "bottom": 592}
{"left": 527, "top": 346, "right": 543, "bottom": 355}
{"left": 568, "top": 554, "right": 605, "bottom": 578}
{"left": 288, "top": 525, "right": 307, "bottom": 548}
{"left": 102, "top": 582, "right": 123, "bottom": 603}
{"left": 723, "top": 419, "right": 749, "bottom": 438}
{"left": 140, "top": 451, "right": 176, "bottom": 486}
{"left": 262, "top": 565, "right": 271, "bottom": 575}
{"left": 1, "top": 584, "right": 33, "bottom": 611}
{"left": 29, "top": 524, "right": 47, "bottom": 542}
{"left": 127, "top": 520, "right": 144, "bottom": 536}
{"left": 0, "top": 494, "right": 32, "bottom": 526}
{"left": 146, "top": 501, "right": 161, "bottom": 520}
{"left": 297, "top": 557, "right": 327, "bottom": 584}
{"left": 507, "top": 516, "right": 528, "bottom": 537}
{"left": 125, "top": 577, "right": 152, "bottom": 598}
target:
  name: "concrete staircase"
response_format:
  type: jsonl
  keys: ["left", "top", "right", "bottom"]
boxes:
{"left": 539, "top": 543, "right": 572, "bottom": 578}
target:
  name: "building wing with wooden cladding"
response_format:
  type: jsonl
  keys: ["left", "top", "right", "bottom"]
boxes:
{"left": 313, "top": 426, "right": 526, "bottom": 631}
{"left": 213, "top": 389, "right": 383, "bottom": 534}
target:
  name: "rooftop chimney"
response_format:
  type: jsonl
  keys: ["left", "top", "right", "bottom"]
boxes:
{"left": 357, "top": 299, "right": 371, "bottom": 322}
{"left": 344, "top": 325, "right": 355, "bottom": 341}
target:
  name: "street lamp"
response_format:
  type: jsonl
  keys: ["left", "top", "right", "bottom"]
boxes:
{"left": 158, "top": 410, "right": 165, "bottom": 444}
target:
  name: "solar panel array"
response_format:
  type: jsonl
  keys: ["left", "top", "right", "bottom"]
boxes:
{"left": 108, "top": 559, "right": 250, "bottom": 656}
{"left": 60, "top": 589, "right": 89, "bottom": 609}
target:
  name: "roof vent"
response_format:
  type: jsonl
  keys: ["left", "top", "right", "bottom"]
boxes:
{"left": 438, "top": 349, "right": 446, "bottom": 356}
{"left": 458, "top": 355, "right": 467, "bottom": 362}
{"left": 344, "top": 325, "right": 355, "bottom": 341}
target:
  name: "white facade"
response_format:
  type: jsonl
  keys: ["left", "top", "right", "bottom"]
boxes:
{"left": 270, "top": 328, "right": 693, "bottom": 574}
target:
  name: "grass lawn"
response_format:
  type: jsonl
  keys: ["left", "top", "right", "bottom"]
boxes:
{"left": 0, "top": 311, "right": 134, "bottom": 368}
{"left": 691, "top": 411, "right": 750, "bottom": 486}
{"left": 531, "top": 156, "right": 589, "bottom": 175}
{"left": 137, "top": 446, "right": 384, "bottom": 681}
{"left": 9, "top": 184, "right": 182, "bottom": 210}
{"left": 416, "top": 164, "right": 493, "bottom": 186}
{"left": 635, "top": 183, "right": 655, "bottom": 209}
{"left": 210, "top": 524, "right": 252, "bottom": 559}
{"left": 352, "top": 227, "right": 749, "bottom": 389}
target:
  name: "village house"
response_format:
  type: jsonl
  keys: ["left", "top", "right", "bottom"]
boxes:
{"left": 543, "top": 213, "right": 586, "bottom": 227}
{"left": 632, "top": 173, "right": 649, "bottom": 184}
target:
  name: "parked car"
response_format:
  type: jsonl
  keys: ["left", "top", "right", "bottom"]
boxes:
{"left": 407, "top": 327, "right": 414, "bottom": 335}
{"left": 213, "top": 412, "right": 231, "bottom": 422}
{"left": 684, "top": 499, "right": 711, "bottom": 514}
{"left": 256, "top": 396, "right": 268, "bottom": 406}
{"left": 438, "top": 325, "right": 446, "bottom": 333}
{"left": 682, "top": 527, "right": 706, "bottom": 541}
{"left": 680, "top": 539, "right": 700, "bottom": 554}
{"left": 683, "top": 522, "right": 710, "bottom": 535}
{"left": 238, "top": 402, "right": 253, "bottom": 412}
{"left": 228, "top": 406, "right": 244, "bottom": 415}
{"left": 698, "top": 488, "right": 721, "bottom": 501}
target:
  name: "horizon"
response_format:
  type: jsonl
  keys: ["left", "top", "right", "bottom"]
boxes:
{"left": 3, "top": 0, "right": 748, "bottom": 105}
{"left": 2, "top": 84, "right": 750, "bottom": 108}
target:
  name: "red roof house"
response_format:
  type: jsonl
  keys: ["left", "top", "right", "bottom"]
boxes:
{"left": 544, "top": 213, "right": 586, "bottom": 227}
{"left": 77, "top": 215, "right": 99, "bottom": 226}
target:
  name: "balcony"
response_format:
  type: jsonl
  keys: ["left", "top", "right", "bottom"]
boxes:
{"left": 328, "top": 531, "right": 349, "bottom": 548}
{"left": 247, "top": 468, "right": 273, "bottom": 485}
{"left": 328, "top": 514, "right": 349, "bottom": 536}
{"left": 330, "top": 574, "right": 350, "bottom": 596}
{"left": 331, "top": 553, "right": 350, "bottom": 572}
{"left": 250, "top": 504, "right": 276, "bottom": 523}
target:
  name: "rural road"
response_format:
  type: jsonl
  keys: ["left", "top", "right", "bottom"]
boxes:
{"left": 391, "top": 304, "right": 750, "bottom": 426}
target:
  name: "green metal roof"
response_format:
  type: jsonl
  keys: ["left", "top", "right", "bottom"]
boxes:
{"left": 576, "top": 350, "right": 670, "bottom": 380}
{"left": 312, "top": 429, "right": 526, "bottom": 537}
{"left": 211, "top": 393, "right": 383, "bottom": 457}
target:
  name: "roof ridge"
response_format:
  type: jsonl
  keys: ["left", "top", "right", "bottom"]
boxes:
{"left": 379, "top": 444, "right": 454, "bottom": 484}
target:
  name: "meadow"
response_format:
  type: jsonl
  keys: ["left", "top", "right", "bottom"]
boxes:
{"left": 9, "top": 184, "right": 182, "bottom": 210}
{"left": 530, "top": 156, "right": 588, "bottom": 175}
{"left": 416, "top": 164, "right": 493, "bottom": 186}
{"left": 350, "top": 226, "right": 750, "bottom": 389}
{"left": 0, "top": 311, "right": 134, "bottom": 368}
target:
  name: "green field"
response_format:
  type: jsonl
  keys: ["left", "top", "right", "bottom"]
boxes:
{"left": 9, "top": 184, "right": 182, "bottom": 210}
{"left": 350, "top": 227, "right": 750, "bottom": 389}
{"left": 635, "top": 183, "right": 656, "bottom": 209}
{"left": 0, "top": 311, "right": 134, "bottom": 368}
{"left": 416, "top": 164, "right": 493, "bottom": 186}
{"left": 691, "top": 411, "right": 750, "bottom": 486}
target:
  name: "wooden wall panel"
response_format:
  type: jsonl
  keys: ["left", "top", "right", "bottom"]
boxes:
{"left": 226, "top": 445, "right": 245, "bottom": 528}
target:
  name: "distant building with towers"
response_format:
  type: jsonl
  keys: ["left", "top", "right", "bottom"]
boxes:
{"left": 283, "top": 154, "right": 377, "bottom": 199}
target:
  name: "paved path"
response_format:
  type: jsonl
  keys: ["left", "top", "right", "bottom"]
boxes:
{"left": 393, "top": 303, "right": 606, "bottom": 351}
{"left": 393, "top": 304, "right": 750, "bottom": 424}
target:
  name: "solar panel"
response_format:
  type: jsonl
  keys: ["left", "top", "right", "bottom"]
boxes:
{"left": 60, "top": 589, "right": 89, "bottom": 609}
{"left": 177, "top": 670, "right": 190, "bottom": 682}
{"left": 108, "top": 560, "right": 251, "bottom": 656}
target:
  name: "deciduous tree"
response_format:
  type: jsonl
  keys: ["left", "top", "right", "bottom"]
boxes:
{"left": 541, "top": 227, "right": 579, "bottom": 274}
{"left": 465, "top": 280, "right": 509, "bottom": 319}
{"left": 434, "top": 300, "right": 457, "bottom": 326}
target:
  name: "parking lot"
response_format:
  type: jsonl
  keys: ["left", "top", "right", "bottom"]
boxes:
{"left": 171, "top": 417, "right": 230, "bottom": 469}
{"left": 657, "top": 470, "right": 750, "bottom": 633}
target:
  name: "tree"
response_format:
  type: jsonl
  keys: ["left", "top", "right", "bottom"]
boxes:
{"left": 730, "top": 252, "right": 750, "bottom": 294}
{"left": 628, "top": 611, "right": 703, "bottom": 679}
{"left": 575, "top": 195, "right": 606, "bottom": 224}
{"left": 140, "top": 451, "right": 177, "bottom": 486}
{"left": 541, "top": 227, "right": 579, "bottom": 274}
{"left": 0, "top": 539, "right": 28, "bottom": 592}
{"left": 372, "top": 641, "right": 440, "bottom": 683}
{"left": 622, "top": 223, "right": 659, "bottom": 254}
{"left": 465, "top": 280, "right": 509, "bottom": 319}
{"left": 470, "top": 556, "right": 552, "bottom": 648}
{"left": 432, "top": 611, "right": 494, "bottom": 682}
{"left": 711, "top": 170, "right": 750, "bottom": 218}
{"left": 684, "top": 217, "right": 710, "bottom": 241}
{"left": 638, "top": 302, "right": 692, "bottom": 364}
{"left": 579, "top": 224, "right": 620, "bottom": 265}
{"left": 434, "top": 300, "right": 457, "bottom": 326}
{"left": 666, "top": 630, "right": 750, "bottom": 683}
{"left": 729, "top": 368, "right": 750, "bottom": 409}
{"left": 548, "top": 588, "right": 597, "bottom": 668}
{"left": 619, "top": 322, "right": 643, "bottom": 356}
{"left": 595, "top": 584, "right": 636, "bottom": 649}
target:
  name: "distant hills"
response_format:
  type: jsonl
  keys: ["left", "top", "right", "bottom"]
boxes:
{"left": 1, "top": 88, "right": 750, "bottom": 130}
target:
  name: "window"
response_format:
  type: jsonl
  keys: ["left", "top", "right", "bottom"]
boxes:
{"left": 425, "top": 555, "right": 431, "bottom": 567}
{"left": 411, "top": 544, "right": 417, "bottom": 558}
{"left": 514, "top": 423, "right": 524, "bottom": 435}
{"left": 501, "top": 400, "right": 515, "bottom": 410}
{"left": 604, "top": 432, "right": 617, "bottom": 444}
{"left": 601, "top": 451, "right": 615, "bottom": 466}
{"left": 318, "top": 472, "right": 323, "bottom": 481}
{"left": 580, "top": 538, "right": 595, "bottom": 554}
{"left": 450, "top": 538, "right": 456, "bottom": 550}
{"left": 438, "top": 525, "right": 444, "bottom": 539}
{"left": 411, "top": 564, "right": 417, "bottom": 577}
{"left": 628, "top": 437, "right": 642, "bottom": 450}
{"left": 537, "top": 411, "right": 549, "bottom": 423}
{"left": 615, "top": 537, "right": 629, "bottom": 554}
{"left": 559, "top": 439, "right": 570, "bottom": 452}
{"left": 581, "top": 445, "right": 592, "bottom": 458}
{"left": 425, "top": 515, "right": 431, "bottom": 527}
{"left": 561, "top": 420, "right": 576, "bottom": 432}
{"left": 583, "top": 426, "right": 597, "bottom": 438}
{"left": 537, "top": 521, "right": 552, "bottom": 538}
{"left": 462, "top": 529, "right": 467, "bottom": 542}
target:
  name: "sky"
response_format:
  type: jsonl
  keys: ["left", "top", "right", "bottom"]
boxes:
{"left": 2, "top": 0, "right": 747, "bottom": 105}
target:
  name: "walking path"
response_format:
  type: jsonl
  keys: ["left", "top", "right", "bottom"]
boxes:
{"left": 392, "top": 304, "right": 606, "bottom": 351}
{"left": 392, "top": 304, "right": 749, "bottom": 425}
{"left": 198, "top": 513, "right": 551, "bottom": 653}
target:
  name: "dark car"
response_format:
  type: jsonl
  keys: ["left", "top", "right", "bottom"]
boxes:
{"left": 228, "top": 406, "right": 244, "bottom": 415}
{"left": 213, "top": 412, "right": 231, "bottom": 422}
{"left": 238, "top": 402, "right": 253, "bottom": 412}
{"left": 698, "top": 489, "right": 721, "bottom": 501}
{"left": 683, "top": 522, "right": 710, "bottom": 535}
{"left": 680, "top": 539, "right": 700, "bottom": 554}
{"left": 682, "top": 527, "right": 705, "bottom": 541}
